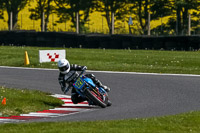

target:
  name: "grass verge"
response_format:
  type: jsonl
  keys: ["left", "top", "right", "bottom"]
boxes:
{"left": 0, "top": 111, "right": 200, "bottom": 133}
{"left": 0, "top": 86, "right": 63, "bottom": 116}
{"left": 1, "top": 46, "right": 200, "bottom": 74}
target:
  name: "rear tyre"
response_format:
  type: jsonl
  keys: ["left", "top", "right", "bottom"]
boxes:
{"left": 84, "top": 89, "right": 107, "bottom": 108}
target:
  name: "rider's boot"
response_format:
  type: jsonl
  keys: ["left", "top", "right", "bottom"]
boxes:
{"left": 101, "top": 85, "right": 110, "bottom": 92}
{"left": 95, "top": 80, "right": 110, "bottom": 92}
{"left": 107, "top": 100, "right": 112, "bottom": 106}
{"left": 71, "top": 89, "right": 86, "bottom": 104}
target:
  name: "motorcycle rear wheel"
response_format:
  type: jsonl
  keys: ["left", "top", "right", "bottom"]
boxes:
{"left": 85, "top": 89, "right": 108, "bottom": 108}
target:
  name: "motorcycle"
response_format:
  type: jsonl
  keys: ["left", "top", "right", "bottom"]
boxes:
{"left": 72, "top": 70, "right": 111, "bottom": 108}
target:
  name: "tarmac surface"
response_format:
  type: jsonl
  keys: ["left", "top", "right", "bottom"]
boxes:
{"left": 1, "top": 66, "right": 200, "bottom": 122}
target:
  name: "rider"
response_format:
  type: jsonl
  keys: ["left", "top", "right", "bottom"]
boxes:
{"left": 57, "top": 59, "right": 110, "bottom": 104}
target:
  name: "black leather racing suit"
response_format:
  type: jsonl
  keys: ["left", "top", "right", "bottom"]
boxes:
{"left": 58, "top": 64, "right": 102, "bottom": 104}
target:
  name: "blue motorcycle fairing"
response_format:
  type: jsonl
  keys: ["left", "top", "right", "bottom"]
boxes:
{"left": 98, "top": 87, "right": 106, "bottom": 94}
{"left": 83, "top": 78, "right": 107, "bottom": 95}
{"left": 73, "top": 76, "right": 96, "bottom": 100}
{"left": 73, "top": 76, "right": 85, "bottom": 90}
{"left": 73, "top": 75, "right": 107, "bottom": 106}
{"left": 73, "top": 76, "right": 96, "bottom": 91}
{"left": 84, "top": 77, "right": 96, "bottom": 87}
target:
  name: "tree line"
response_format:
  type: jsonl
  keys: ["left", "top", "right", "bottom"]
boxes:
{"left": 0, "top": 0, "right": 200, "bottom": 35}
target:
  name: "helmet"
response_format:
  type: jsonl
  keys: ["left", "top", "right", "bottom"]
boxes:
{"left": 58, "top": 59, "right": 70, "bottom": 74}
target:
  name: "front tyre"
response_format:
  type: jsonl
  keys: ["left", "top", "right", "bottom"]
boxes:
{"left": 84, "top": 89, "right": 108, "bottom": 108}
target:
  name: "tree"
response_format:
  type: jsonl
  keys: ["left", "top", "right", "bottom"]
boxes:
{"left": 95, "top": 0, "right": 129, "bottom": 34}
{"left": 54, "top": 0, "right": 95, "bottom": 33}
{"left": 151, "top": 0, "right": 200, "bottom": 35}
{"left": 172, "top": 0, "right": 200, "bottom": 35}
{"left": 29, "top": 0, "right": 55, "bottom": 31}
{"left": 129, "top": 0, "right": 172, "bottom": 35}
{"left": 0, "top": 2, "right": 4, "bottom": 19}
{"left": 0, "top": 0, "right": 29, "bottom": 30}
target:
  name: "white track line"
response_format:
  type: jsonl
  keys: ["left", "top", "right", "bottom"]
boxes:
{"left": 49, "top": 108, "right": 88, "bottom": 111}
{"left": 62, "top": 99, "right": 73, "bottom": 102}
{"left": 61, "top": 104, "right": 91, "bottom": 107}
{"left": 0, "top": 119, "right": 24, "bottom": 123}
{"left": 51, "top": 94, "right": 71, "bottom": 98}
{"left": 0, "top": 66, "right": 200, "bottom": 77}
{"left": 20, "top": 113, "right": 66, "bottom": 117}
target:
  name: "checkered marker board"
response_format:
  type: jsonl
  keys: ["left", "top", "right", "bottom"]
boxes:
{"left": 0, "top": 94, "right": 97, "bottom": 123}
{"left": 39, "top": 50, "right": 66, "bottom": 63}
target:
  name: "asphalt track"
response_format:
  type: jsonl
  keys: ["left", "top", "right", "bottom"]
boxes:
{"left": 1, "top": 66, "right": 200, "bottom": 122}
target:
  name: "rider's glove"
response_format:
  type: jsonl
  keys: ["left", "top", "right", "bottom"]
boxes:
{"left": 82, "top": 66, "right": 87, "bottom": 71}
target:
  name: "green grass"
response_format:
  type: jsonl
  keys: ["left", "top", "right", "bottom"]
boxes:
{"left": 0, "top": 111, "right": 200, "bottom": 133}
{"left": 1, "top": 46, "right": 200, "bottom": 74}
{"left": 0, "top": 86, "right": 63, "bottom": 116}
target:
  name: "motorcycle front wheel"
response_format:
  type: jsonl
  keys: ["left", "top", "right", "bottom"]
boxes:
{"left": 84, "top": 88, "right": 108, "bottom": 108}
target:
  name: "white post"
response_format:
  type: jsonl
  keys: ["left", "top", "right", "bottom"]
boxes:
{"left": 161, "top": 15, "right": 163, "bottom": 34}
{"left": 33, "top": 19, "right": 35, "bottom": 29}
{"left": 52, "top": 14, "right": 54, "bottom": 31}
{"left": 111, "top": 12, "right": 114, "bottom": 34}
{"left": 65, "top": 21, "right": 67, "bottom": 31}
{"left": 148, "top": 12, "right": 151, "bottom": 35}
{"left": 42, "top": 12, "right": 45, "bottom": 32}
{"left": 10, "top": 12, "right": 13, "bottom": 31}
{"left": 176, "top": 16, "right": 178, "bottom": 35}
{"left": 188, "top": 13, "right": 191, "bottom": 36}
{"left": 21, "top": 14, "right": 22, "bottom": 29}
{"left": 76, "top": 11, "right": 79, "bottom": 34}
{"left": 102, "top": 16, "right": 103, "bottom": 33}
